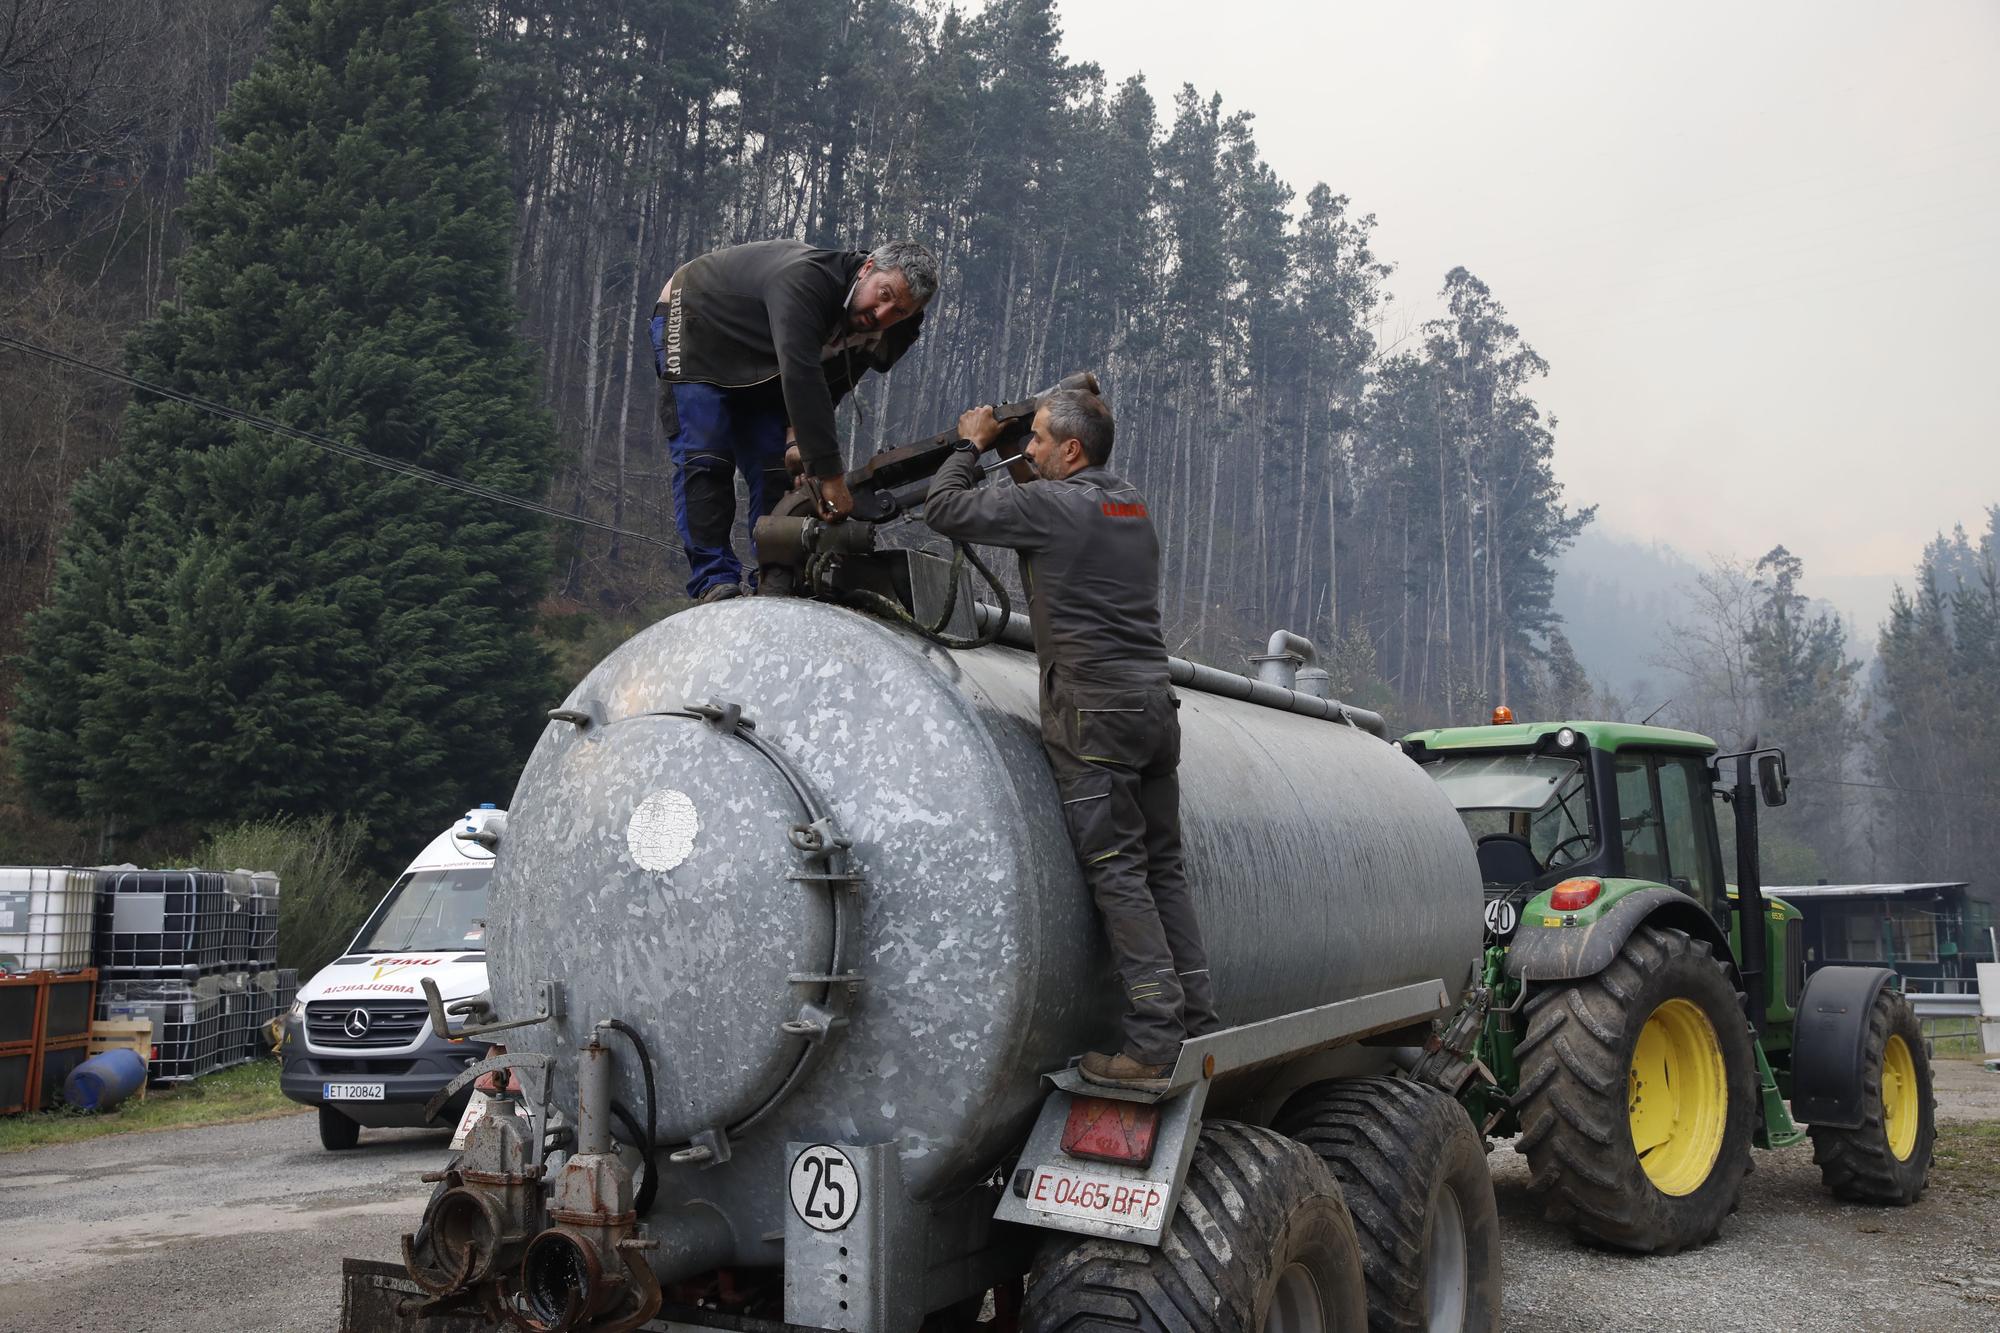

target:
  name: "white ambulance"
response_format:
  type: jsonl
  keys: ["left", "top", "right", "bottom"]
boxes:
{"left": 280, "top": 806, "right": 502, "bottom": 1149}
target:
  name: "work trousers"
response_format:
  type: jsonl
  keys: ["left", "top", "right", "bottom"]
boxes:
{"left": 658, "top": 378, "right": 791, "bottom": 599}
{"left": 1042, "top": 676, "right": 1220, "bottom": 1065}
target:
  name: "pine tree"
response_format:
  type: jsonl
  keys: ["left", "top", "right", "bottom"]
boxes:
{"left": 14, "top": 0, "right": 555, "bottom": 850}
{"left": 1746, "top": 546, "right": 1857, "bottom": 871}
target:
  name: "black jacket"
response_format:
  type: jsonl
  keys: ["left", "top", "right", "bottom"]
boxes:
{"left": 924, "top": 455, "right": 1170, "bottom": 689}
{"left": 658, "top": 240, "right": 925, "bottom": 478}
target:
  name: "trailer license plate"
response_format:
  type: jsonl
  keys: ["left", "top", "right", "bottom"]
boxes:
{"left": 1024, "top": 1165, "right": 1169, "bottom": 1231}
{"left": 450, "top": 1090, "right": 490, "bottom": 1149}
{"left": 324, "top": 1082, "right": 384, "bottom": 1101}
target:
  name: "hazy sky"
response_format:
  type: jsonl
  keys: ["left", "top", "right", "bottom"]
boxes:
{"left": 1046, "top": 0, "right": 1999, "bottom": 603}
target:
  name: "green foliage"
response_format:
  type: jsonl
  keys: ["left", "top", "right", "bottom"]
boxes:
{"left": 197, "top": 813, "right": 374, "bottom": 977}
{"left": 1873, "top": 512, "right": 2000, "bottom": 888}
{"left": 536, "top": 599, "right": 688, "bottom": 694}
{"left": 12, "top": 0, "right": 555, "bottom": 855}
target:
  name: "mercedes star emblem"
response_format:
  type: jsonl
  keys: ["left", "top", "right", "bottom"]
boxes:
{"left": 343, "top": 1008, "right": 372, "bottom": 1039}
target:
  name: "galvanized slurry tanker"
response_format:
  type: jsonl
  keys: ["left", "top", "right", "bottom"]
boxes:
{"left": 1399, "top": 716, "right": 1938, "bottom": 1256}
{"left": 363, "top": 380, "right": 1505, "bottom": 1333}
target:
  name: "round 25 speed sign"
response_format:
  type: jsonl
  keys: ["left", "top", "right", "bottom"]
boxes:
{"left": 789, "top": 1144, "right": 860, "bottom": 1232}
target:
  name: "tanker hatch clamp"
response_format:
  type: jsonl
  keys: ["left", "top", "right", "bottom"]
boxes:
{"left": 668, "top": 696, "right": 870, "bottom": 1133}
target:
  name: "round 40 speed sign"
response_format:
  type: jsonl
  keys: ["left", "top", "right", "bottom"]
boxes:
{"left": 1483, "top": 897, "right": 1519, "bottom": 937}
{"left": 789, "top": 1144, "right": 861, "bottom": 1232}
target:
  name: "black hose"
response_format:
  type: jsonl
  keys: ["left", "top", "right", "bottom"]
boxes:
{"left": 832, "top": 539, "right": 1011, "bottom": 650}
{"left": 599, "top": 1019, "right": 659, "bottom": 1215}
{"left": 609, "top": 1101, "right": 657, "bottom": 1215}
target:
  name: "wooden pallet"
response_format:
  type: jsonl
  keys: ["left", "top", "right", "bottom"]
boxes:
{"left": 87, "top": 1018, "right": 153, "bottom": 1101}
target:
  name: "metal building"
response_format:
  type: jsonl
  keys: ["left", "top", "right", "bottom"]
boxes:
{"left": 1768, "top": 881, "right": 1991, "bottom": 991}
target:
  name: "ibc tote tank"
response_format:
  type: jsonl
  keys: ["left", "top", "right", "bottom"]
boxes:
{"left": 490, "top": 597, "right": 1480, "bottom": 1249}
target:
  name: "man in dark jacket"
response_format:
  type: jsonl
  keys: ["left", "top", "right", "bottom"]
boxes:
{"left": 923, "top": 390, "right": 1221, "bottom": 1092}
{"left": 651, "top": 238, "right": 937, "bottom": 601}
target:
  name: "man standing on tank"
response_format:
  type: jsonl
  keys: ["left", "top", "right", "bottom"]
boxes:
{"left": 650, "top": 238, "right": 939, "bottom": 602}
{"left": 923, "top": 390, "right": 1222, "bottom": 1092}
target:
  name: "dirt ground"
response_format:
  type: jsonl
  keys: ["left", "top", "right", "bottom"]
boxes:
{"left": 1495, "top": 1058, "right": 2000, "bottom": 1332}
{"left": 0, "top": 1059, "right": 1995, "bottom": 1331}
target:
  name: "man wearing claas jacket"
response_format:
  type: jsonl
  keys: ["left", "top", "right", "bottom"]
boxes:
{"left": 650, "top": 238, "right": 939, "bottom": 602}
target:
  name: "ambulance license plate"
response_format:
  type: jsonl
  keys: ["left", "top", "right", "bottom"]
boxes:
{"left": 1024, "top": 1165, "right": 1170, "bottom": 1231}
{"left": 324, "top": 1082, "right": 384, "bottom": 1101}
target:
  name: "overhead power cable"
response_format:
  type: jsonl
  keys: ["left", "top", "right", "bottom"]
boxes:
{"left": 1789, "top": 774, "right": 1994, "bottom": 802}
{"left": 0, "top": 332, "right": 681, "bottom": 552}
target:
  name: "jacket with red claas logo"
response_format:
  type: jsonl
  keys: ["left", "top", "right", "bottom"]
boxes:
{"left": 923, "top": 453, "right": 1169, "bottom": 688}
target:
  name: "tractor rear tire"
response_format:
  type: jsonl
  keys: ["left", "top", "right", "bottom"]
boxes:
{"left": 1275, "top": 1076, "right": 1502, "bottom": 1333}
{"left": 1808, "top": 987, "right": 1935, "bottom": 1204}
{"left": 1022, "top": 1121, "right": 1368, "bottom": 1333}
{"left": 1513, "top": 923, "right": 1754, "bottom": 1254}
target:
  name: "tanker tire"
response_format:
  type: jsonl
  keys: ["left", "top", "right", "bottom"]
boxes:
{"left": 319, "top": 1104, "right": 361, "bottom": 1151}
{"left": 1512, "top": 923, "right": 1754, "bottom": 1254}
{"left": 1274, "top": 1076, "right": 1502, "bottom": 1333}
{"left": 1021, "top": 1121, "right": 1368, "bottom": 1333}
{"left": 1808, "top": 987, "right": 1935, "bottom": 1204}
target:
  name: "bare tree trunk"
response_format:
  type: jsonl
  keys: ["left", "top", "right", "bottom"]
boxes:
{"left": 994, "top": 240, "right": 1020, "bottom": 391}
{"left": 1326, "top": 432, "right": 1340, "bottom": 646}
{"left": 610, "top": 164, "right": 655, "bottom": 564}
{"left": 1196, "top": 420, "right": 1222, "bottom": 643}
{"left": 1029, "top": 235, "right": 1066, "bottom": 385}
{"left": 1436, "top": 380, "right": 1451, "bottom": 707}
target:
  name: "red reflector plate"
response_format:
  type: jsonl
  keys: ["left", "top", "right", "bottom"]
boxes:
{"left": 1061, "top": 1095, "right": 1160, "bottom": 1166}
{"left": 1025, "top": 1166, "right": 1170, "bottom": 1231}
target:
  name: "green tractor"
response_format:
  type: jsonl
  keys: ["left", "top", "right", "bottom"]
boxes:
{"left": 1398, "top": 716, "right": 1935, "bottom": 1254}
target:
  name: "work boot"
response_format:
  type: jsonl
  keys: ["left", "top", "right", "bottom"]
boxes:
{"left": 1079, "top": 1051, "right": 1173, "bottom": 1093}
{"left": 698, "top": 582, "right": 743, "bottom": 605}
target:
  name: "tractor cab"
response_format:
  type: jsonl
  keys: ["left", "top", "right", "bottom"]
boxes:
{"left": 1401, "top": 718, "right": 1733, "bottom": 928}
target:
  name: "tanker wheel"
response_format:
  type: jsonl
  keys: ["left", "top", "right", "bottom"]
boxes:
{"left": 1808, "top": 987, "right": 1935, "bottom": 1204}
{"left": 319, "top": 1104, "right": 361, "bottom": 1151}
{"left": 1274, "top": 1076, "right": 1501, "bottom": 1333}
{"left": 1021, "top": 1121, "right": 1368, "bottom": 1333}
{"left": 1513, "top": 923, "right": 1754, "bottom": 1254}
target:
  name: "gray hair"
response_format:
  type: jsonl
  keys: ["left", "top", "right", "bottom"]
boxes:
{"left": 868, "top": 239, "right": 940, "bottom": 305}
{"left": 1041, "top": 388, "right": 1115, "bottom": 466}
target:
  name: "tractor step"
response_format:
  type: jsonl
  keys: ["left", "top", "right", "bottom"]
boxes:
{"left": 1754, "top": 1040, "right": 1805, "bottom": 1149}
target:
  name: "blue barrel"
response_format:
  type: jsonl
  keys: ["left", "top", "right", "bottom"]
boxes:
{"left": 63, "top": 1047, "right": 147, "bottom": 1112}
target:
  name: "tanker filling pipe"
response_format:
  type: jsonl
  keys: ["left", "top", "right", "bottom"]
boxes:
{"left": 1249, "top": 629, "right": 1319, "bottom": 690}
{"left": 970, "top": 603, "right": 1387, "bottom": 737}
{"left": 575, "top": 1036, "right": 612, "bottom": 1156}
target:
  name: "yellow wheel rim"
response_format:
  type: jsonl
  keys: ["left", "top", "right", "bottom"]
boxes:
{"left": 1627, "top": 997, "right": 1728, "bottom": 1196}
{"left": 1883, "top": 1034, "right": 1919, "bottom": 1161}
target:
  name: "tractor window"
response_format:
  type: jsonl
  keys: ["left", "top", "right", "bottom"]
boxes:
{"left": 1424, "top": 754, "right": 1594, "bottom": 868}
{"left": 1425, "top": 754, "right": 1581, "bottom": 811}
{"left": 1657, "top": 756, "right": 1722, "bottom": 909}
{"left": 1612, "top": 754, "right": 1670, "bottom": 884}
{"left": 1525, "top": 768, "right": 1593, "bottom": 867}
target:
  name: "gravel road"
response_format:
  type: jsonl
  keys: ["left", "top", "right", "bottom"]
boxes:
{"left": 1491, "top": 1058, "right": 2000, "bottom": 1331}
{"left": 0, "top": 1112, "right": 436, "bottom": 1333}
{"left": 2, "top": 1062, "right": 1995, "bottom": 1332}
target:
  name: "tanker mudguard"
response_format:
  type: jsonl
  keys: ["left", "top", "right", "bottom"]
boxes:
{"left": 1505, "top": 885, "right": 1735, "bottom": 983}
{"left": 1788, "top": 964, "right": 1898, "bottom": 1129}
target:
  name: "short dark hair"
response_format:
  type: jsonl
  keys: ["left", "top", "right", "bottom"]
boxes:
{"left": 1041, "top": 389, "right": 1115, "bottom": 465}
